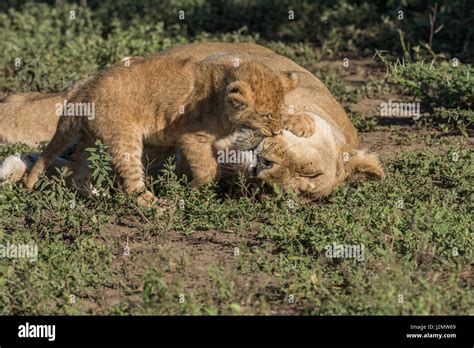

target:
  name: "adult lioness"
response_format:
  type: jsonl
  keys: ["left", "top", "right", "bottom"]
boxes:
{"left": 0, "top": 78, "right": 93, "bottom": 146}
{"left": 0, "top": 92, "right": 66, "bottom": 146}
{"left": 161, "top": 43, "right": 384, "bottom": 197}
{"left": 25, "top": 55, "right": 301, "bottom": 205}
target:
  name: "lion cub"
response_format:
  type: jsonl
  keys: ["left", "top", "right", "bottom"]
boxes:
{"left": 26, "top": 55, "right": 298, "bottom": 205}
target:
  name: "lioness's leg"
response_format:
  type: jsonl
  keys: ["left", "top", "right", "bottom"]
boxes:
{"left": 178, "top": 133, "right": 219, "bottom": 188}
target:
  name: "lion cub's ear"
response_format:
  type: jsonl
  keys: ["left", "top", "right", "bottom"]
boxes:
{"left": 279, "top": 72, "right": 298, "bottom": 93}
{"left": 342, "top": 150, "right": 385, "bottom": 182}
{"left": 225, "top": 81, "right": 255, "bottom": 110}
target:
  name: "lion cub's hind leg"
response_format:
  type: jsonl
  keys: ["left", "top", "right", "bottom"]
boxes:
{"left": 26, "top": 119, "right": 79, "bottom": 189}
{"left": 101, "top": 126, "right": 159, "bottom": 207}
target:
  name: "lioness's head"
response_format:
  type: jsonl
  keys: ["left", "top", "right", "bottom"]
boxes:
{"left": 251, "top": 113, "right": 385, "bottom": 199}
{"left": 224, "top": 62, "right": 298, "bottom": 137}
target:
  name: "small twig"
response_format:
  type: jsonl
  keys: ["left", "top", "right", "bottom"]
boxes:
{"left": 428, "top": 3, "right": 438, "bottom": 49}
{"left": 132, "top": 202, "right": 151, "bottom": 224}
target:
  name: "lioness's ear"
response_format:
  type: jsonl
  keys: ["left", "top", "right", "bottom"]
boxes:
{"left": 343, "top": 150, "right": 385, "bottom": 182}
{"left": 279, "top": 72, "right": 298, "bottom": 93}
{"left": 225, "top": 81, "right": 254, "bottom": 110}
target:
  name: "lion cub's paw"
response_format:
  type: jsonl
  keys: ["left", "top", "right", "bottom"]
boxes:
{"left": 283, "top": 112, "right": 315, "bottom": 138}
{"left": 136, "top": 190, "right": 161, "bottom": 209}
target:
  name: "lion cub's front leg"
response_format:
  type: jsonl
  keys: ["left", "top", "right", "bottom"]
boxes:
{"left": 282, "top": 111, "right": 315, "bottom": 137}
{"left": 178, "top": 133, "right": 220, "bottom": 189}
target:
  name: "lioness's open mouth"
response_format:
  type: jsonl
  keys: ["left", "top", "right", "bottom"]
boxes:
{"left": 250, "top": 155, "right": 275, "bottom": 177}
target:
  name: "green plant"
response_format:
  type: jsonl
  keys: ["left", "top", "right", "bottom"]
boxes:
{"left": 390, "top": 61, "right": 473, "bottom": 132}
{"left": 349, "top": 111, "right": 379, "bottom": 132}
{"left": 85, "top": 140, "right": 114, "bottom": 190}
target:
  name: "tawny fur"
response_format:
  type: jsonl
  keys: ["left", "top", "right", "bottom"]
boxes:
{"left": 25, "top": 55, "right": 298, "bottom": 205}
{"left": 5, "top": 42, "right": 384, "bottom": 199}
{"left": 1, "top": 92, "right": 66, "bottom": 146}
{"left": 0, "top": 78, "right": 91, "bottom": 146}
{"left": 161, "top": 43, "right": 384, "bottom": 199}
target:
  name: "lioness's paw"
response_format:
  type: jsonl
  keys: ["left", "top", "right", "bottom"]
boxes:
{"left": 283, "top": 112, "right": 315, "bottom": 138}
{"left": 0, "top": 154, "right": 30, "bottom": 183}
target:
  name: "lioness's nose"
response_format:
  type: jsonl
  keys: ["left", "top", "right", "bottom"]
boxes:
{"left": 258, "top": 156, "right": 273, "bottom": 170}
{"left": 272, "top": 128, "right": 281, "bottom": 135}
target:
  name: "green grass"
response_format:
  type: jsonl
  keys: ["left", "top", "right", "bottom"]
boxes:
{"left": 389, "top": 60, "right": 473, "bottom": 132}
{"left": 0, "top": 141, "right": 472, "bottom": 315}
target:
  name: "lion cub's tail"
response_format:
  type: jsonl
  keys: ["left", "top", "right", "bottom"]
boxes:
{"left": 25, "top": 116, "right": 81, "bottom": 189}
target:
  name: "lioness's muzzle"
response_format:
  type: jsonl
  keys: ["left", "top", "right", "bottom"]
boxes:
{"left": 252, "top": 155, "right": 274, "bottom": 176}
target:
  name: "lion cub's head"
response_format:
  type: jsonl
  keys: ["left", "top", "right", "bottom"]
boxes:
{"left": 223, "top": 62, "right": 298, "bottom": 138}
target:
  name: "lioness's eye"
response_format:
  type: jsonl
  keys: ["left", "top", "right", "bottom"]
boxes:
{"left": 298, "top": 172, "right": 322, "bottom": 178}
